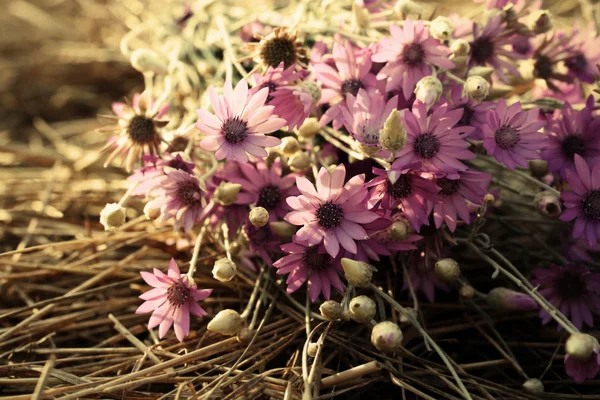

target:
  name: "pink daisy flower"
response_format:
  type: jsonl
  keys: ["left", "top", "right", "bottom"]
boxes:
{"left": 228, "top": 158, "right": 299, "bottom": 221}
{"left": 560, "top": 155, "right": 600, "bottom": 246}
{"left": 250, "top": 62, "right": 302, "bottom": 108}
{"left": 392, "top": 101, "right": 475, "bottom": 173}
{"left": 136, "top": 259, "right": 212, "bottom": 342}
{"left": 372, "top": 19, "right": 454, "bottom": 99}
{"left": 197, "top": 79, "right": 285, "bottom": 163}
{"left": 482, "top": 98, "right": 546, "bottom": 170}
{"left": 366, "top": 164, "right": 440, "bottom": 231}
{"left": 266, "top": 79, "right": 319, "bottom": 130}
{"left": 565, "top": 345, "right": 600, "bottom": 384}
{"left": 433, "top": 171, "right": 492, "bottom": 232}
{"left": 273, "top": 240, "right": 344, "bottom": 302}
{"left": 313, "top": 40, "right": 379, "bottom": 130}
{"left": 564, "top": 24, "right": 600, "bottom": 83}
{"left": 285, "top": 164, "right": 380, "bottom": 257}
{"left": 541, "top": 96, "right": 600, "bottom": 178}
{"left": 146, "top": 168, "right": 205, "bottom": 232}
{"left": 443, "top": 84, "right": 493, "bottom": 140}
{"left": 341, "top": 89, "right": 398, "bottom": 156}
{"left": 532, "top": 263, "right": 600, "bottom": 330}
{"left": 129, "top": 153, "right": 195, "bottom": 197}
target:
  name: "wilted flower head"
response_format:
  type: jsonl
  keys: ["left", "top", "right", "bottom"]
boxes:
{"left": 564, "top": 334, "right": 600, "bottom": 383}
{"left": 129, "top": 153, "right": 195, "bottom": 197}
{"left": 242, "top": 27, "right": 308, "bottom": 69}
{"left": 563, "top": 24, "right": 600, "bottom": 83}
{"left": 531, "top": 34, "right": 575, "bottom": 91}
{"left": 136, "top": 259, "right": 212, "bottom": 342}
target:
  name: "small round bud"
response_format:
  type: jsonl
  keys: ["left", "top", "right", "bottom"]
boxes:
{"left": 297, "top": 118, "right": 320, "bottom": 138}
{"left": 214, "top": 182, "right": 241, "bottom": 206}
{"left": 434, "top": 258, "right": 461, "bottom": 283}
{"left": 414, "top": 76, "right": 443, "bottom": 109}
{"left": 527, "top": 10, "right": 553, "bottom": 34}
{"left": 288, "top": 151, "right": 311, "bottom": 172}
{"left": 237, "top": 327, "right": 253, "bottom": 345}
{"left": 280, "top": 136, "right": 301, "bottom": 156}
{"left": 430, "top": 16, "right": 453, "bottom": 41}
{"left": 467, "top": 66, "right": 495, "bottom": 80}
{"left": 249, "top": 207, "right": 270, "bottom": 227}
{"left": 522, "top": 378, "right": 544, "bottom": 395}
{"left": 460, "top": 285, "right": 476, "bottom": 299}
{"left": 483, "top": 193, "right": 495, "bottom": 205}
{"left": 388, "top": 220, "right": 410, "bottom": 241}
{"left": 341, "top": 258, "right": 373, "bottom": 288}
{"left": 463, "top": 76, "right": 490, "bottom": 102}
{"left": 299, "top": 81, "right": 321, "bottom": 105}
{"left": 320, "top": 300, "right": 343, "bottom": 321}
{"left": 529, "top": 159, "right": 548, "bottom": 178}
{"left": 487, "top": 287, "right": 538, "bottom": 311}
{"left": 349, "top": 296, "right": 377, "bottom": 323}
{"left": 393, "top": 0, "right": 424, "bottom": 16}
{"left": 307, "top": 342, "right": 318, "bottom": 357}
{"left": 450, "top": 39, "right": 470, "bottom": 57}
{"left": 130, "top": 48, "right": 168, "bottom": 75}
{"left": 143, "top": 203, "right": 161, "bottom": 220}
{"left": 379, "top": 109, "right": 407, "bottom": 151}
{"left": 399, "top": 307, "right": 417, "bottom": 324}
{"left": 100, "top": 203, "right": 126, "bottom": 232}
{"left": 534, "top": 191, "right": 562, "bottom": 218}
{"left": 207, "top": 309, "right": 242, "bottom": 336}
{"left": 212, "top": 258, "right": 237, "bottom": 282}
{"left": 269, "top": 221, "right": 296, "bottom": 240}
{"left": 371, "top": 321, "right": 403, "bottom": 352}
{"left": 566, "top": 333, "right": 596, "bottom": 362}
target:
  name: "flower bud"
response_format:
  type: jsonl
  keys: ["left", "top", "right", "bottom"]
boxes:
{"left": 566, "top": 333, "right": 596, "bottom": 362}
{"left": 527, "top": 10, "right": 553, "bottom": 34}
{"left": 393, "top": 0, "right": 424, "bottom": 17}
{"left": 414, "top": 76, "right": 443, "bottom": 109}
{"left": 522, "top": 378, "right": 544, "bottom": 395}
{"left": 450, "top": 39, "right": 470, "bottom": 57}
{"left": 307, "top": 342, "right": 319, "bottom": 357}
{"left": 467, "top": 66, "right": 495, "bottom": 80}
{"left": 388, "top": 220, "right": 410, "bottom": 241}
{"left": 288, "top": 151, "right": 311, "bottom": 172}
{"left": 100, "top": 203, "right": 126, "bottom": 232}
{"left": 280, "top": 136, "right": 301, "bottom": 156}
{"left": 214, "top": 182, "right": 241, "bottom": 206}
{"left": 430, "top": 16, "right": 453, "bottom": 41}
{"left": 143, "top": 203, "right": 161, "bottom": 220}
{"left": 379, "top": 109, "right": 407, "bottom": 151}
{"left": 486, "top": 288, "right": 538, "bottom": 311}
{"left": 434, "top": 258, "right": 461, "bottom": 283}
{"left": 341, "top": 258, "right": 373, "bottom": 288}
{"left": 212, "top": 258, "right": 237, "bottom": 282}
{"left": 297, "top": 117, "right": 320, "bottom": 138}
{"left": 399, "top": 307, "right": 417, "bottom": 324}
{"left": 534, "top": 191, "right": 562, "bottom": 218}
{"left": 299, "top": 81, "right": 321, "bottom": 105}
{"left": 349, "top": 296, "right": 376, "bottom": 323}
{"left": 237, "top": 327, "right": 253, "bottom": 345}
{"left": 130, "top": 48, "right": 168, "bottom": 75}
{"left": 269, "top": 221, "right": 296, "bottom": 240}
{"left": 320, "top": 300, "right": 343, "bottom": 321}
{"left": 483, "top": 193, "right": 495, "bottom": 205}
{"left": 249, "top": 207, "right": 270, "bottom": 227}
{"left": 371, "top": 321, "right": 403, "bottom": 352}
{"left": 529, "top": 159, "right": 548, "bottom": 177}
{"left": 351, "top": 1, "right": 370, "bottom": 31}
{"left": 463, "top": 76, "right": 490, "bottom": 102}
{"left": 207, "top": 309, "right": 242, "bottom": 336}
{"left": 460, "top": 285, "right": 475, "bottom": 299}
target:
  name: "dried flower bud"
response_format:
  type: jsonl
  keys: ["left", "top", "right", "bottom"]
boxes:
{"left": 467, "top": 66, "right": 495, "bottom": 80}
{"left": 207, "top": 309, "right": 242, "bottom": 336}
{"left": 269, "top": 221, "right": 296, "bottom": 240}
{"left": 288, "top": 151, "right": 311, "bottom": 171}
{"left": 460, "top": 285, "right": 475, "bottom": 299}
{"left": 483, "top": 193, "right": 495, "bottom": 205}
{"left": 351, "top": 1, "right": 370, "bottom": 31}
{"left": 249, "top": 207, "right": 270, "bottom": 227}
{"left": 379, "top": 109, "right": 407, "bottom": 151}
{"left": 534, "top": 191, "right": 562, "bottom": 218}
{"left": 486, "top": 288, "right": 538, "bottom": 311}
{"left": 463, "top": 76, "right": 490, "bottom": 102}
{"left": 237, "top": 327, "right": 253, "bottom": 345}
{"left": 212, "top": 258, "right": 237, "bottom": 282}
{"left": 297, "top": 117, "right": 320, "bottom": 138}
{"left": 280, "top": 136, "right": 301, "bottom": 156}
{"left": 399, "top": 307, "right": 417, "bottom": 324}
{"left": 214, "top": 182, "right": 241, "bottom": 206}
{"left": 527, "top": 10, "right": 553, "bottom": 34}
{"left": 349, "top": 296, "right": 376, "bottom": 323}
{"left": 414, "top": 76, "right": 443, "bottom": 109}
{"left": 388, "top": 220, "right": 410, "bottom": 241}
{"left": 566, "top": 333, "right": 597, "bottom": 362}
{"left": 434, "top": 258, "right": 461, "bottom": 283}
{"left": 430, "top": 16, "right": 453, "bottom": 41}
{"left": 299, "top": 81, "right": 321, "bottom": 105}
{"left": 144, "top": 203, "right": 161, "bottom": 220}
{"left": 371, "top": 321, "right": 403, "bottom": 352}
{"left": 307, "top": 342, "right": 319, "bottom": 357}
{"left": 130, "top": 48, "right": 168, "bottom": 75}
{"left": 393, "top": 0, "right": 424, "bottom": 16}
{"left": 341, "top": 258, "right": 373, "bottom": 288}
{"left": 450, "top": 39, "right": 470, "bottom": 57}
{"left": 522, "top": 378, "right": 544, "bottom": 395}
{"left": 100, "top": 203, "right": 126, "bottom": 232}
{"left": 320, "top": 300, "right": 343, "bottom": 321}
{"left": 529, "top": 159, "right": 548, "bottom": 177}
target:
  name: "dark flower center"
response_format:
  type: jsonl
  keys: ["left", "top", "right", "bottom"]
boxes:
{"left": 470, "top": 37, "right": 495, "bottom": 64}
{"left": 340, "top": 79, "right": 364, "bottom": 96}
{"left": 302, "top": 245, "right": 330, "bottom": 271}
{"left": 437, "top": 177, "right": 460, "bottom": 196}
{"left": 495, "top": 125, "right": 520, "bottom": 149}
{"left": 555, "top": 270, "right": 587, "bottom": 300}
{"left": 167, "top": 136, "right": 189, "bottom": 153}
{"left": 560, "top": 134, "right": 586, "bottom": 160}
{"left": 414, "top": 133, "right": 441, "bottom": 159}
{"left": 128, "top": 115, "right": 157, "bottom": 144}
{"left": 565, "top": 53, "right": 587, "bottom": 73}
{"left": 316, "top": 202, "right": 344, "bottom": 229}
{"left": 581, "top": 190, "right": 600, "bottom": 221}
{"left": 222, "top": 117, "right": 248, "bottom": 144}
{"left": 257, "top": 184, "right": 281, "bottom": 210}
{"left": 260, "top": 37, "right": 297, "bottom": 68}
{"left": 167, "top": 281, "right": 190, "bottom": 307}
{"left": 386, "top": 174, "right": 413, "bottom": 199}
{"left": 260, "top": 81, "right": 278, "bottom": 102}
{"left": 458, "top": 104, "right": 474, "bottom": 127}
{"left": 168, "top": 157, "right": 193, "bottom": 173}
{"left": 177, "top": 181, "right": 201, "bottom": 205}
{"left": 512, "top": 36, "right": 531, "bottom": 55}
{"left": 534, "top": 55, "right": 553, "bottom": 80}
{"left": 402, "top": 43, "right": 425, "bottom": 67}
